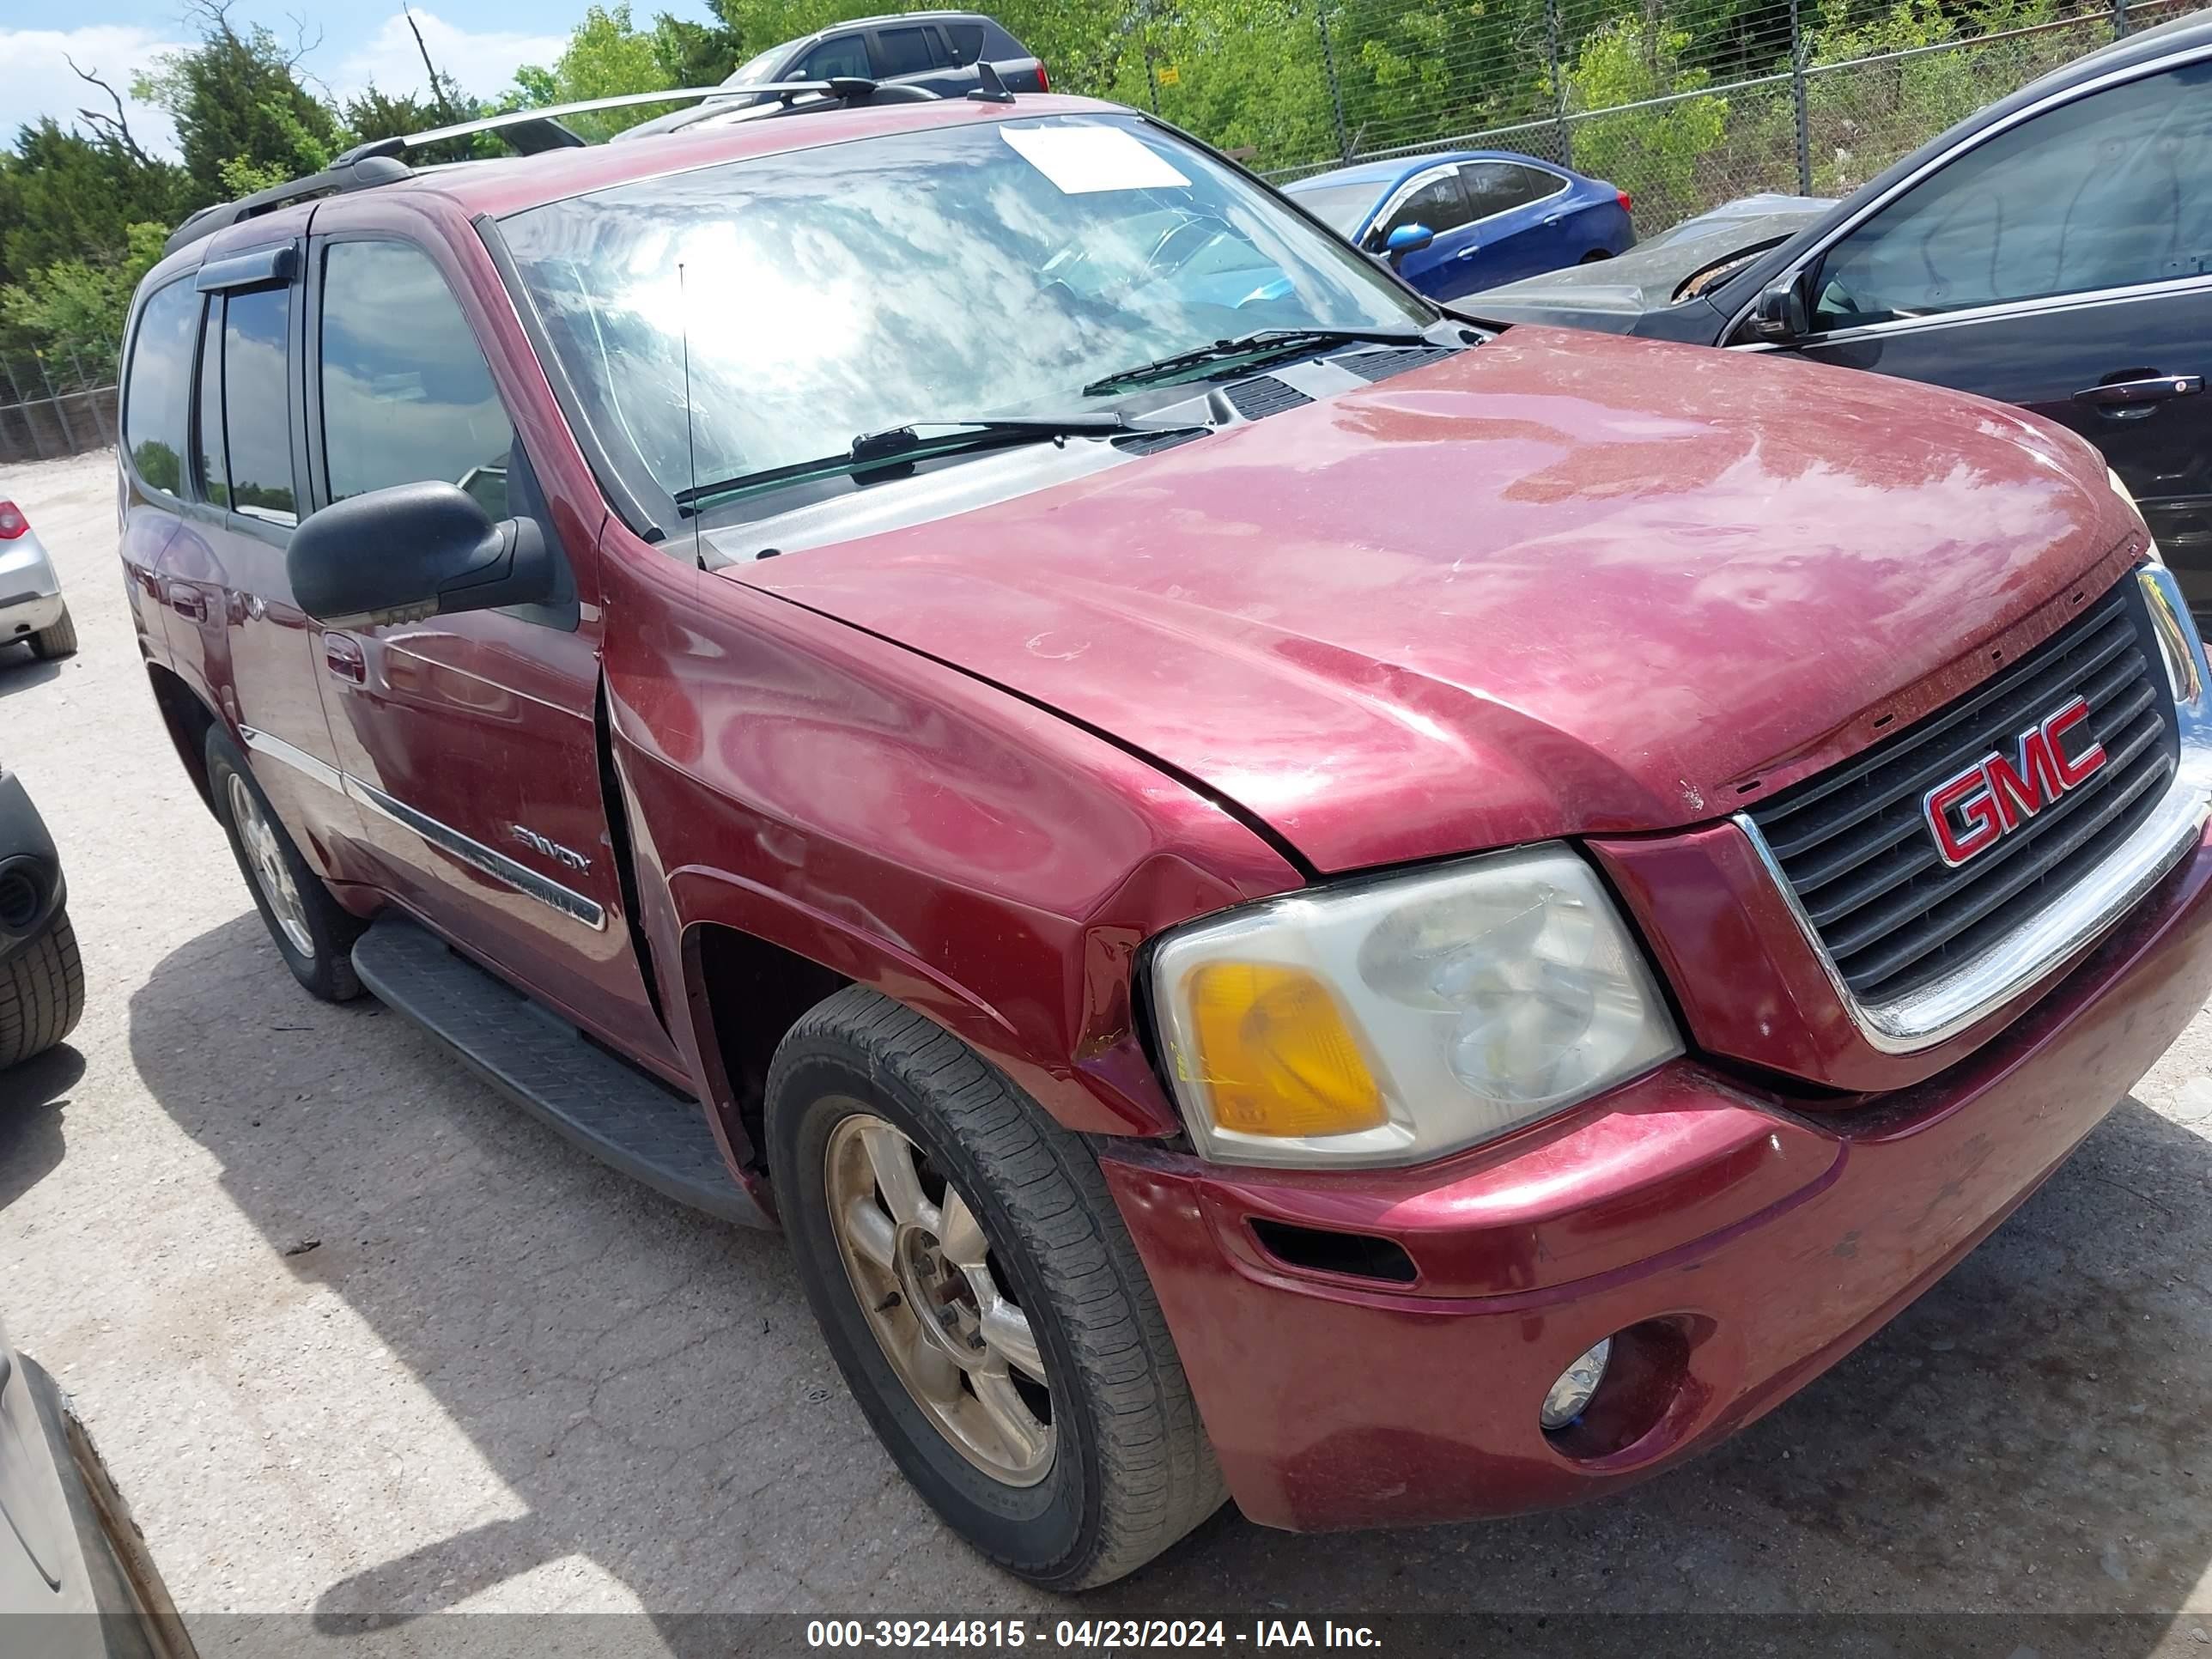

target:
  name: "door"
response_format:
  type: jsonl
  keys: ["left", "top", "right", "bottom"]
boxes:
{"left": 1768, "top": 55, "right": 2212, "bottom": 611}
{"left": 303, "top": 231, "right": 677, "bottom": 1071}
{"left": 156, "top": 247, "right": 365, "bottom": 881}
{"left": 1369, "top": 167, "right": 1480, "bottom": 299}
{"left": 1455, "top": 161, "right": 1576, "bottom": 287}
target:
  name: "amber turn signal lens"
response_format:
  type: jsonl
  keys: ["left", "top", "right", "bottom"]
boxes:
{"left": 1186, "top": 962, "right": 1387, "bottom": 1139}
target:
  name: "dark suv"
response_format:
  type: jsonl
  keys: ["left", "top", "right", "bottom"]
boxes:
{"left": 614, "top": 11, "right": 1045, "bottom": 141}
{"left": 115, "top": 84, "right": 2212, "bottom": 1588}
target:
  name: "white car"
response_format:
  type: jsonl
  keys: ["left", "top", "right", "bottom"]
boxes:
{"left": 0, "top": 500, "right": 76, "bottom": 661}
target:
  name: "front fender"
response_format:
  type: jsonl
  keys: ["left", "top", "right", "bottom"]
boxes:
{"left": 598, "top": 526, "right": 1303, "bottom": 1143}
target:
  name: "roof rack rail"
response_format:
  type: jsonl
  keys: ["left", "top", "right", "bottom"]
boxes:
{"left": 168, "top": 77, "right": 936, "bottom": 259}
{"left": 164, "top": 154, "right": 413, "bottom": 256}
{"left": 332, "top": 77, "right": 911, "bottom": 167}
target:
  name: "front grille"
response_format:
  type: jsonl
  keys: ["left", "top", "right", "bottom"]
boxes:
{"left": 1745, "top": 578, "right": 2179, "bottom": 1005}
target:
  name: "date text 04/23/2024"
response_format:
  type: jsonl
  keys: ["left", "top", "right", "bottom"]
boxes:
{"left": 805, "top": 1620, "right": 1383, "bottom": 1649}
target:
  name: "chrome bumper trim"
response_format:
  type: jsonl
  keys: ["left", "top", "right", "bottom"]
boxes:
{"left": 1735, "top": 564, "right": 2212, "bottom": 1055}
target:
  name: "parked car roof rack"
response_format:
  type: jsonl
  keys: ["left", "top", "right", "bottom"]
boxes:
{"left": 167, "top": 78, "right": 927, "bottom": 258}
{"left": 163, "top": 155, "right": 415, "bottom": 256}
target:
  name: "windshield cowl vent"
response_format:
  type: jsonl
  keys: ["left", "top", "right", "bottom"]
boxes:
{"left": 1340, "top": 344, "right": 1460, "bottom": 383}
{"left": 1223, "top": 376, "right": 1315, "bottom": 422}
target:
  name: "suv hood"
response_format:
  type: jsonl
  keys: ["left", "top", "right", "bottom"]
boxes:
{"left": 729, "top": 327, "right": 2130, "bottom": 873}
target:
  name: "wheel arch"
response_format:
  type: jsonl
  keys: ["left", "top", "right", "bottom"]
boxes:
{"left": 143, "top": 661, "right": 219, "bottom": 817}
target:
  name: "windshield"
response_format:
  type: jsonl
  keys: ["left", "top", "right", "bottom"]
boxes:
{"left": 723, "top": 46, "right": 783, "bottom": 87}
{"left": 498, "top": 114, "right": 1433, "bottom": 518}
{"left": 1285, "top": 182, "right": 1378, "bottom": 239}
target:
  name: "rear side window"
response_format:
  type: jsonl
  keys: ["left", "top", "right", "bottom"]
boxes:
{"left": 945, "top": 22, "right": 984, "bottom": 63}
{"left": 319, "top": 240, "right": 510, "bottom": 519}
{"left": 1460, "top": 161, "right": 1562, "bottom": 219}
{"left": 123, "top": 279, "right": 198, "bottom": 497}
{"left": 796, "top": 34, "right": 871, "bottom": 80}
{"left": 873, "top": 26, "right": 942, "bottom": 77}
{"left": 222, "top": 287, "right": 298, "bottom": 524}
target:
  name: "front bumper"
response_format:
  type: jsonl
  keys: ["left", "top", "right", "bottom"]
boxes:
{"left": 1102, "top": 826, "right": 2212, "bottom": 1533}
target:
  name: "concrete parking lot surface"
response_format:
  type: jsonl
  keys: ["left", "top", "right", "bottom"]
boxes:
{"left": 4, "top": 448, "right": 2212, "bottom": 1653}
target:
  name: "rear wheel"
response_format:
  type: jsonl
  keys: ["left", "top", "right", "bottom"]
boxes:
{"left": 1578, "top": 248, "right": 1613, "bottom": 264}
{"left": 206, "top": 728, "right": 364, "bottom": 1001}
{"left": 0, "top": 911, "right": 83, "bottom": 1068}
{"left": 27, "top": 605, "right": 76, "bottom": 660}
{"left": 768, "top": 987, "right": 1226, "bottom": 1589}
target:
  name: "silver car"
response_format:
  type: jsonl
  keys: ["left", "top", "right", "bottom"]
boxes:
{"left": 0, "top": 499, "right": 76, "bottom": 661}
{"left": 0, "top": 1314, "right": 193, "bottom": 1657}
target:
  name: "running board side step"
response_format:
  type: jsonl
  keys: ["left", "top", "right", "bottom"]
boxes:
{"left": 351, "top": 916, "right": 767, "bottom": 1227}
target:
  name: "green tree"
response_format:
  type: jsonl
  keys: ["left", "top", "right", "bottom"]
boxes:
{"left": 0, "top": 220, "right": 168, "bottom": 366}
{"left": 507, "top": 5, "right": 697, "bottom": 139}
{"left": 132, "top": 0, "right": 343, "bottom": 198}
{"left": 1562, "top": 15, "right": 1728, "bottom": 224}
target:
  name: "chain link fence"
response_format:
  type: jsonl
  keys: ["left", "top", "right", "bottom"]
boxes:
{"left": 1112, "top": 0, "right": 2195, "bottom": 238}
{"left": 0, "top": 350, "right": 118, "bottom": 468}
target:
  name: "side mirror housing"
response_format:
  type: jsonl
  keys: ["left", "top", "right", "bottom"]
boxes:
{"left": 1750, "top": 275, "right": 1811, "bottom": 343}
{"left": 1382, "top": 222, "right": 1435, "bottom": 258}
{"left": 288, "top": 481, "right": 552, "bottom": 629}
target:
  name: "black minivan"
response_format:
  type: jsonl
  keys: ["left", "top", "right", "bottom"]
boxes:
{"left": 615, "top": 10, "right": 1046, "bottom": 142}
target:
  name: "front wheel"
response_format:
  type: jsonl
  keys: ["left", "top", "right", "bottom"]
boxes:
{"left": 0, "top": 910, "right": 84, "bottom": 1068}
{"left": 767, "top": 988, "right": 1226, "bottom": 1589}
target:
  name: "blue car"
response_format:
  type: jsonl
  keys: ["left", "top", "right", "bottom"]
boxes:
{"left": 1283, "top": 151, "right": 1635, "bottom": 300}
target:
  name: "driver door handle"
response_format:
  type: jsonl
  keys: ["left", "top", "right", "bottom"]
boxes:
{"left": 1454, "top": 246, "right": 1482, "bottom": 260}
{"left": 2073, "top": 373, "right": 2202, "bottom": 408}
{"left": 323, "top": 632, "right": 365, "bottom": 684}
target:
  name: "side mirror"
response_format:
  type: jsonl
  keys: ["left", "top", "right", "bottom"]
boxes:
{"left": 288, "top": 481, "right": 552, "bottom": 629}
{"left": 1750, "top": 275, "right": 1811, "bottom": 343}
{"left": 1382, "top": 222, "right": 1435, "bottom": 258}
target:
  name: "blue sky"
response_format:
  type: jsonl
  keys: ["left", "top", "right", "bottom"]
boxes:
{"left": 3, "top": 3, "right": 720, "bottom": 157}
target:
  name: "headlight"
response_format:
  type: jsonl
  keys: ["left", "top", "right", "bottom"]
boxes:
{"left": 1147, "top": 844, "right": 1681, "bottom": 1168}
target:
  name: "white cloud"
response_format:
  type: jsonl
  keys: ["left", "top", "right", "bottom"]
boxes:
{"left": 0, "top": 25, "right": 186, "bottom": 160}
{"left": 331, "top": 9, "right": 568, "bottom": 107}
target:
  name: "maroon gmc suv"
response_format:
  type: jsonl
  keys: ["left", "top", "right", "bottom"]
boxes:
{"left": 115, "top": 86, "right": 2212, "bottom": 1588}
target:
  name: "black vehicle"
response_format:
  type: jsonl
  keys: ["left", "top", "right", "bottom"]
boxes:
{"left": 613, "top": 10, "right": 1046, "bottom": 142}
{"left": 0, "top": 765, "right": 81, "bottom": 1070}
{"left": 1472, "top": 11, "right": 2212, "bottom": 616}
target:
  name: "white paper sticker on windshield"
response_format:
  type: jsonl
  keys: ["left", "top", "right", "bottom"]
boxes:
{"left": 1000, "top": 125, "right": 1191, "bottom": 194}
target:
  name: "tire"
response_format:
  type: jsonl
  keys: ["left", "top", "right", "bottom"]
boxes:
{"left": 0, "top": 910, "right": 84, "bottom": 1068}
{"left": 767, "top": 987, "right": 1226, "bottom": 1589}
{"left": 205, "top": 727, "right": 364, "bottom": 1001}
{"left": 27, "top": 605, "right": 76, "bottom": 660}
{"left": 1578, "top": 248, "right": 1613, "bottom": 264}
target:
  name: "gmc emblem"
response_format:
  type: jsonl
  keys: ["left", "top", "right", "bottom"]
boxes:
{"left": 1922, "top": 696, "right": 2106, "bottom": 867}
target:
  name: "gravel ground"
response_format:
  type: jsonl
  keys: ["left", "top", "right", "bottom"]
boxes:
{"left": 3, "top": 447, "right": 2212, "bottom": 1654}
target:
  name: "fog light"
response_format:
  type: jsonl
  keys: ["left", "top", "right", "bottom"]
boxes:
{"left": 1540, "top": 1337, "right": 1612, "bottom": 1431}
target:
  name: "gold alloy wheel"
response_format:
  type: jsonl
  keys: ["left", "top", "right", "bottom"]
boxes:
{"left": 823, "top": 1109, "right": 1055, "bottom": 1486}
{"left": 227, "top": 772, "right": 315, "bottom": 958}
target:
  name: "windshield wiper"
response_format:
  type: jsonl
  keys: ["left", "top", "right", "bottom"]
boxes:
{"left": 675, "top": 414, "right": 1204, "bottom": 514}
{"left": 1081, "top": 327, "right": 1433, "bottom": 397}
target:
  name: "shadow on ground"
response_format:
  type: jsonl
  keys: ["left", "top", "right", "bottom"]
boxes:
{"left": 0, "top": 647, "right": 61, "bottom": 698}
{"left": 125, "top": 910, "right": 2212, "bottom": 1643}
{"left": 0, "top": 1042, "right": 83, "bottom": 1212}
